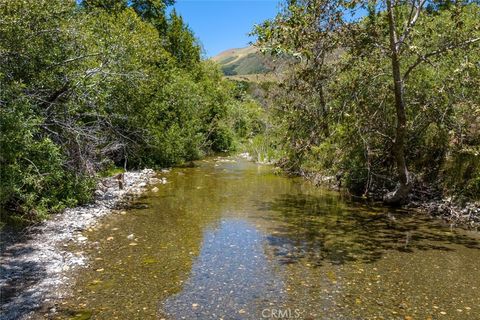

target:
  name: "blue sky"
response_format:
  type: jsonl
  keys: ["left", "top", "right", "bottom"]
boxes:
{"left": 170, "top": 0, "right": 282, "bottom": 57}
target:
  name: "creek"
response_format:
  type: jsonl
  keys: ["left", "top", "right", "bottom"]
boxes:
{"left": 52, "top": 157, "right": 480, "bottom": 319}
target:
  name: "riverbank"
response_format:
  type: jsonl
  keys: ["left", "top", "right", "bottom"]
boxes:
{"left": 306, "top": 170, "right": 480, "bottom": 230}
{"left": 408, "top": 198, "right": 480, "bottom": 230}
{"left": 0, "top": 169, "right": 158, "bottom": 320}
{"left": 239, "top": 152, "right": 480, "bottom": 230}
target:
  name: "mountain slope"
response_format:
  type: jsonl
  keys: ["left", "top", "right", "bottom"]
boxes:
{"left": 212, "top": 46, "right": 274, "bottom": 76}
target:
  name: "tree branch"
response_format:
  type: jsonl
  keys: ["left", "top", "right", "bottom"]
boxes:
{"left": 404, "top": 37, "right": 480, "bottom": 80}
{"left": 397, "top": 0, "right": 427, "bottom": 51}
{"left": 46, "top": 53, "right": 101, "bottom": 70}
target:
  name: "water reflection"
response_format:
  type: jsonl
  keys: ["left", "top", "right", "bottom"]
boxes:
{"left": 259, "top": 193, "right": 480, "bottom": 266}
{"left": 161, "top": 219, "right": 285, "bottom": 320}
{"left": 256, "top": 193, "right": 480, "bottom": 319}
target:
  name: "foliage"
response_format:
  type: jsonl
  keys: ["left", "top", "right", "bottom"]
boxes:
{"left": 0, "top": 0, "right": 258, "bottom": 222}
{"left": 254, "top": 0, "right": 480, "bottom": 200}
{"left": 0, "top": 93, "right": 95, "bottom": 219}
{"left": 166, "top": 10, "right": 201, "bottom": 68}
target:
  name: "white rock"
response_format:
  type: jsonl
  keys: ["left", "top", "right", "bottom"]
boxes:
{"left": 149, "top": 177, "right": 161, "bottom": 184}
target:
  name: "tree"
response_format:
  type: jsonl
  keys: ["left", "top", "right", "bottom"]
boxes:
{"left": 81, "top": 0, "right": 127, "bottom": 11}
{"left": 131, "top": 0, "right": 174, "bottom": 34}
{"left": 1, "top": 0, "right": 253, "bottom": 221}
{"left": 374, "top": 0, "right": 480, "bottom": 203}
{"left": 254, "top": 0, "right": 480, "bottom": 203}
{"left": 166, "top": 10, "right": 201, "bottom": 68}
{"left": 254, "top": 0, "right": 344, "bottom": 170}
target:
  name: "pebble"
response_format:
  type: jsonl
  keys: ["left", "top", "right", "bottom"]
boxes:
{"left": 150, "top": 177, "right": 161, "bottom": 184}
{"left": 94, "top": 190, "right": 104, "bottom": 197}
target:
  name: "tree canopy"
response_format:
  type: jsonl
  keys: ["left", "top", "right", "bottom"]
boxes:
{"left": 0, "top": 0, "right": 262, "bottom": 221}
{"left": 253, "top": 0, "right": 480, "bottom": 202}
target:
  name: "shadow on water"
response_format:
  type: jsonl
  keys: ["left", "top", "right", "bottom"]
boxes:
{"left": 258, "top": 193, "right": 480, "bottom": 267}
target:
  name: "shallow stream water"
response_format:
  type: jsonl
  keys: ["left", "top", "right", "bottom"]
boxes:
{"left": 51, "top": 157, "right": 480, "bottom": 320}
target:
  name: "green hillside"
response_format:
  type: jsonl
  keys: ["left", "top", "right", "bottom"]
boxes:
{"left": 212, "top": 46, "right": 274, "bottom": 76}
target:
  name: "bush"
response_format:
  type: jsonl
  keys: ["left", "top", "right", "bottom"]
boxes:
{"left": 0, "top": 1, "right": 263, "bottom": 223}
{"left": 0, "top": 96, "right": 94, "bottom": 221}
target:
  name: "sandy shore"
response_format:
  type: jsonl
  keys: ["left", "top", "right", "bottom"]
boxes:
{"left": 0, "top": 169, "right": 159, "bottom": 320}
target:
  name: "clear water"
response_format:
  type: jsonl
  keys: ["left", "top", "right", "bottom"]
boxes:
{"left": 50, "top": 157, "right": 480, "bottom": 319}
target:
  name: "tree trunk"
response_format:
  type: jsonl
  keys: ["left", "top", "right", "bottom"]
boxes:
{"left": 384, "top": 0, "right": 411, "bottom": 204}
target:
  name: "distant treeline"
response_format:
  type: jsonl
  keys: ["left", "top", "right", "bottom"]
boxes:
{"left": 251, "top": 0, "right": 480, "bottom": 203}
{"left": 0, "top": 0, "right": 263, "bottom": 221}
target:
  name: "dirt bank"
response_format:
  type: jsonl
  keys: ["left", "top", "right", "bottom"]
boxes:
{"left": 0, "top": 169, "right": 159, "bottom": 320}
{"left": 407, "top": 198, "right": 480, "bottom": 230}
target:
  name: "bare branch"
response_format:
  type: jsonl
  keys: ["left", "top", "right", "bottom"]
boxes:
{"left": 397, "top": 0, "right": 427, "bottom": 51}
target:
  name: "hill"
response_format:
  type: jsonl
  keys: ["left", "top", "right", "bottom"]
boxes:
{"left": 212, "top": 46, "right": 274, "bottom": 76}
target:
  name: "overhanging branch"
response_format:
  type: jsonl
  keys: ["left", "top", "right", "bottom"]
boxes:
{"left": 403, "top": 37, "right": 480, "bottom": 80}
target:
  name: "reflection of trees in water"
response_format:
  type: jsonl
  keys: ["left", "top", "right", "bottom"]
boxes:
{"left": 258, "top": 194, "right": 480, "bottom": 319}
{"left": 54, "top": 167, "right": 232, "bottom": 319}
{"left": 259, "top": 194, "right": 480, "bottom": 266}
{"left": 160, "top": 219, "right": 286, "bottom": 320}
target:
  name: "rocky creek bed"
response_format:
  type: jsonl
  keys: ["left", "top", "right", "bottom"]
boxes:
{"left": 0, "top": 169, "right": 161, "bottom": 320}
